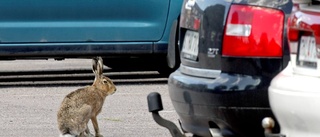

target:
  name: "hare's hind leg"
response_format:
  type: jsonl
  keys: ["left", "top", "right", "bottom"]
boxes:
{"left": 85, "top": 125, "right": 94, "bottom": 137}
{"left": 91, "top": 116, "right": 103, "bottom": 137}
{"left": 76, "top": 104, "right": 92, "bottom": 136}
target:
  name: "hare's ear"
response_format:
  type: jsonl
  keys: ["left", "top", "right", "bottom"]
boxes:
{"left": 96, "top": 57, "right": 104, "bottom": 76}
{"left": 92, "top": 57, "right": 99, "bottom": 77}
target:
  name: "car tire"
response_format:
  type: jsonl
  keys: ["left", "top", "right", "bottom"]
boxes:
{"left": 103, "top": 57, "right": 153, "bottom": 71}
{"left": 103, "top": 56, "right": 174, "bottom": 77}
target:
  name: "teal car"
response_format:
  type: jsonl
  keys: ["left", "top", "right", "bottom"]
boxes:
{"left": 0, "top": 0, "right": 182, "bottom": 74}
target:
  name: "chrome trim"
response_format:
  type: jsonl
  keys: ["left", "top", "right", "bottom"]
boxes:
{"left": 289, "top": 42, "right": 298, "bottom": 54}
{"left": 300, "top": 5, "right": 320, "bottom": 13}
{"left": 180, "top": 64, "right": 221, "bottom": 78}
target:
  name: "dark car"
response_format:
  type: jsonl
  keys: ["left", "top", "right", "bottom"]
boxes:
{"left": 167, "top": 0, "right": 293, "bottom": 136}
{"left": 0, "top": 0, "right": 183, "bottom": 74}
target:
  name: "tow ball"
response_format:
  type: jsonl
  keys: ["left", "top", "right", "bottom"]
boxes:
{"left": 262, "top": 117, "right": 286, "bottom": 137}
{"left": 147, "top": 92, "right": 185, "bottom": 137}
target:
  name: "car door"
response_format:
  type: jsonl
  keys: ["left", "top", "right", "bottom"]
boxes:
{"left": 0, "top": 0, "right": 170, "bottom": 43}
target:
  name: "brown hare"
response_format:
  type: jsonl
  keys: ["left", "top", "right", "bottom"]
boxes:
{"left": 57, "top": 57, "right": 117, "bottom": 137}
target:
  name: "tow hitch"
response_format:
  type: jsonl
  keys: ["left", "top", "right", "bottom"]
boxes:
{"left": 262, "top": 117, "right": 286, "bottom": 137}
{"left": 147, "top": 92, "right": 185, "bottom": 137}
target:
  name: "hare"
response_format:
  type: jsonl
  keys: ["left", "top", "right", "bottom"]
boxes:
{"left": 57, "top": 57, "right": 117, "bottom": 137}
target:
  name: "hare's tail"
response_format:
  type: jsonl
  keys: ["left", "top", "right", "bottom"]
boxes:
{"left": 59, "top": 134, "right": 76, "bottom": 137}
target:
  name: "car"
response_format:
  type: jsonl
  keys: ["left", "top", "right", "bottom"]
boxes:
{"left": 264, "top": 0, "right": 320, "bottom": 137}
{"left": 0, "top": 0, "right": 183, "bottom": 74}
{"left": 166, "top": 0, "right": 293, "bottom": 136}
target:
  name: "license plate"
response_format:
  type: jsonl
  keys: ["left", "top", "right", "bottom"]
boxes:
{"left": 298, "top": 36, "right": 317, "bottom": 63}
{"left": 182, "top": 30, "right": 199, "bottom": 60}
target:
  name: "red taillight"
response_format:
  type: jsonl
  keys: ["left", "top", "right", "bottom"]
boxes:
{"left": 288, "top": 28, "right": 300, "bottom": 42}
{"left": 287, "top": 10, "right": 320, "bottom": 53}
{"left": 193, "top": 18, "right": 201, "bottom": 30}
{"left": 222, "top": 5, "right": 284, "bottom": 57}
{"left": 287, "top": 16, "right": 300, "bottom": 42}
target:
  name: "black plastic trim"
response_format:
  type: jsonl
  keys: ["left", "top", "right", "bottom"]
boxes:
{"left": 0, "top": 42, "right": 167, "bottom": 59}
{"left": 168, "top": 69, "right": 280, "bottom": 137}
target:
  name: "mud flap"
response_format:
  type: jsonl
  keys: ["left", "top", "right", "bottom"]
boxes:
{"left": 167, "top": 19, "right": 180, "bottom": 69}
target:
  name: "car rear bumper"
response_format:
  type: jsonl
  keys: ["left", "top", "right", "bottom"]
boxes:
{"left": 269, "top": 63, "right": 320, "bottom": 137}
{"left": 168, "top": 68, "right": 278, "bottom": 137}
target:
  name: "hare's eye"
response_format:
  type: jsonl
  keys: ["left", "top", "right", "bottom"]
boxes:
{"left": 103, "top": 79, "right": 108, "bottom": 84}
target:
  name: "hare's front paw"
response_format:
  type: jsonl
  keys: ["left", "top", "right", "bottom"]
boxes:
{"left": 79, "top": 132, "right": 94, "bottom": 137}
{"left": 87, "top": 133, "right": 94, "bottom": 137}
{"left": 95, "top": 134, "right": 103, "bottom": 137}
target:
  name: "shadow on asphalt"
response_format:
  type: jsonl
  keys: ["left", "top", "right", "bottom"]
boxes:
{"left": 0, "top": 69, "right": 169, "bottom": 87}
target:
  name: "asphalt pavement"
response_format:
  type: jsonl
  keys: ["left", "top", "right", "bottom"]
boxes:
{"left": 0, "top": 59, "right": 180, "bottom": 137}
